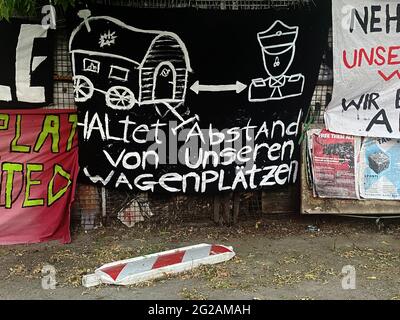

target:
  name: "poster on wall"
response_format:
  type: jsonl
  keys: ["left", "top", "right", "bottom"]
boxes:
{"left": 0, "top": 109, "right": 79, "bottom": 245}
{"left": 0, "top": 20, "right": 53, "bottom": 108}
{"left": 305, "top": 128, "right": 321, "bottom": 196}
{"left": 325, "top": 0, "right": 400, "bottom": 139}
{"left": 68, "top": 3, "right": 330, "bottom": 193}
{"left": 359, "top": 138, "right": 400, "bottom": 200}
{"left": 310, "top": 129, "right": 360, "bottom": 199}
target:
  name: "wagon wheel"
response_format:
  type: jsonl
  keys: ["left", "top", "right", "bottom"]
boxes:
{"left": 73, "top": 75, "right": 94, "bottom": 102}
{"left": 105, "top": 86, "right": 135, "bottom": 110}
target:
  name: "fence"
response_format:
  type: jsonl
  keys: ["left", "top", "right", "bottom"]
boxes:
{"left": 48, "top": 0, "right": 333, "bottom": 228}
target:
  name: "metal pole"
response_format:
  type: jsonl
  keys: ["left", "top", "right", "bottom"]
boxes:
{"left": 101, "top": 187, "right": 107, "bottom": 225}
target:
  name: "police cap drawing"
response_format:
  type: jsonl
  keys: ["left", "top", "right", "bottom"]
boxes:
{"left": 249, "top": 20, "right": 305, "bottom": 102}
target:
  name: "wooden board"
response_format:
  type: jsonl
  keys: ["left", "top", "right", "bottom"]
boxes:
{"left": 300, "top": 132, "right": 400, "bottom": 215}
{"left": 261, "top": 185, "right": 299, "bottom": 214}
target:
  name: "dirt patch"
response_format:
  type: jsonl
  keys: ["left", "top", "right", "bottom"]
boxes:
{"left": 0, "top": 215, "right": 400, "bottom": 299}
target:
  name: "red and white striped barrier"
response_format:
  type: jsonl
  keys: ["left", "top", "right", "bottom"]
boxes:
{"left": 82, "top": 243, "right": 235, "bottom": 287}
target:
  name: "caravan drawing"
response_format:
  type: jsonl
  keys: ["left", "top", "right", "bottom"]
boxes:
{"left": 69, "top": 11, "right": 191, "bottom": 110}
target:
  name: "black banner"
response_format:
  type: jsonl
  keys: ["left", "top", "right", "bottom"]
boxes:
{"left": 69, "top": 3, "right": 330, "bottom": 193}
{"left": 0, "top": 20, "right": 53, "bottom": 108}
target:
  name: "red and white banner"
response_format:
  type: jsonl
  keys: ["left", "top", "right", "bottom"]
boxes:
{"left": 325, "top": 0, "right": 400, "bottom": 138}
{"left": 0, "top": 109, "right": 79, "bottom": 244}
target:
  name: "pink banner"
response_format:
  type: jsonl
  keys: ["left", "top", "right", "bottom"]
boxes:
{"left": 0, "top": 109, "right": 79, "bottom": 244}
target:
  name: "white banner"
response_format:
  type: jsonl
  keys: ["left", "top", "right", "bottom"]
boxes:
{"left": 325, "top": 0, "right": 400, "bottom": 138}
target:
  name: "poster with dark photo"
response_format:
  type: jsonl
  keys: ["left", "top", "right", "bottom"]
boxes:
{"left": 68, "top": 2, "right": 330, "bottom": 193}
{"left": 0, "top": 20, "right": 54, "bottom": 108}
{"left": 310, "top": 129, "right": 360, "bottom": 199}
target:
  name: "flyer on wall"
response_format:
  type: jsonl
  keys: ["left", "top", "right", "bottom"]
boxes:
{"left": 359, "top": 138, "right": 400, "bottom": 200}
{"left": 310, "top": 129, "right": 360, "bottom": 199}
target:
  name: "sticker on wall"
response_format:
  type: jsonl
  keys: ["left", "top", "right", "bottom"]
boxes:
{"left": 0, "top": 20, "right": 54, "bottom": 108}
{"left": 68, "top": 3, "right": 330, "bottom": 193}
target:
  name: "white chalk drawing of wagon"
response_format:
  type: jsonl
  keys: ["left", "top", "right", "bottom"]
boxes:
{"left": 69, "top": 10, "right": 191, "bottom": 111}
